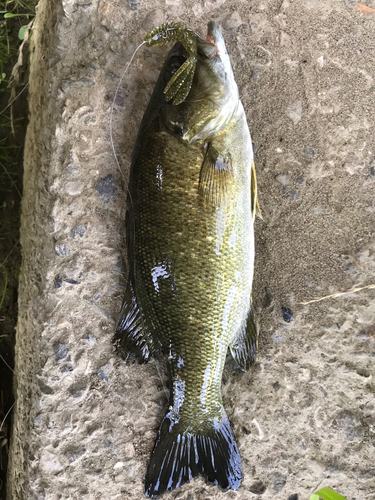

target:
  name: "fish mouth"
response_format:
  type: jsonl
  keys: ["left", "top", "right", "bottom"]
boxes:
{"left": 197, "top": 21, "right": 225, "bottom": 58}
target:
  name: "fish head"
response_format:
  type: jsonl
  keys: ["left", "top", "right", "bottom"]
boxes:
{"left": 162, "top": 22, "right": 240, "bottom": 144}
{"left": 196, "top": 21, "right": 236, "bottom": 99}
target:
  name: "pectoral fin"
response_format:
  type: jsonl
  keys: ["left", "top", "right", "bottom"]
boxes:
{"left": 251, "top": 160, "right": 262, "bottom": 219}
{"left": 113, "top": 280, "right": 155, "bottom": 362}
{"left": 230, "top": 301, "right": 258, "bottom": 371}
{"left": 198, "top": 143, "right": 232, "bottom": 207}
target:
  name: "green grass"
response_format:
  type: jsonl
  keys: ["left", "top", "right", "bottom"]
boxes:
{"left": 310, "top": 487, "right": 348, "bottom": 500}
{"left": 0, "top": 0, "right": 36, "bottom": 83}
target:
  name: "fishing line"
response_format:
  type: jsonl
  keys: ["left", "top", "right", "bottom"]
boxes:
{"left": 0, "top": 86, "right": 28, "bottom": 264}
{"left": 0, "top": 354, "right": 14, "bottom": 373}
{"left": 0, "top": 82, "right": 29, "bottom": 117}
{"left": 0, "top": 401, "right": 15, "bottom": 433}
{"left": 110, "top": 39, "right": 169, "bottom": 400}
{"left": 0, "top": 160, "right": 22, "bottom": 199}
{"left": 109, "top": 40, "right": 146, "bottom": 184}
{"left": 0, "top": 240, "right": 20, "bottom": 268}
{"left": 0, "top": 159, "right": 22, "bottom": 267}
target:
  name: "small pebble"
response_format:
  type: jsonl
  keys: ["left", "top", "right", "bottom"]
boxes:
{"left": 105, "top": 72, "right": 119, "bottom": 82}
{"left": 62, "top": 365, "right": 73, "bottom": 372}
{"left": 71, "top": 390, "right": 83, "bottom": 398}
{"left": 106, "top": 89, "right": 126, "bottom": 107}
{"left": 142, "top": 9, "right": 164, "bottom": 32}
{"left": 98, "top": 367, "right": 109, "bottom": 382}
{"left": 94, "top": 174, "right": 119, "bottom": 204}
{"left": 124, "top": 442, "right": 135, "bottom": 457}
{"left": 64, "top": 278, "right": 80, "bottom": 285}
{"left": 303, "top": 145, "right": 316, "bottom": 158}
{"left": 296, "top": 178, "right": 304, "bottom": 184}
{"left": 242, "top": 426, "right": 251, "bottom": 435}
{"left": 40, "top": 451, "right": 63, "bottom": 474}
{"left": 272, "top": 335, "right": 285, "bottom": 343}
{"left": 222, "top": 11, "right": 242, "bottom": 30}
{"left": 53, "top": 343, "right": 69, "bottom": 361}
{"left": 316, "top": 55, "right": 324, "bottom": 68}
{"left": 34, "top": 414, "right": 42, "bottom": 426}
{"left": 286, "top": 100, "right": 302, "bottom": 125}
{"left": 265, "top": 287, "right": 273, "bottom": 307}
{"left": 38, "top": 379, "right": 54, "bottom": 394}
{"left": 314, "top": 207, "right": 325, "bottom": 215}
{"left": 271, "top": 472, "right": 286, "bottom": 493}
{"left": 62, "top": 78, "right": 94, "bottom": 92}
{"left": 282, "top": 306, "right": 294, "bottom": 323}
{"left": 249, "top": 481, "right": 266, "bottom": 494}
{"left": 65, "top": 181, "right": 83, "bottom": 195}
{"left": 335, "top": 411, "right": 364, "bottom": 441}
{"left": 54, "top": 276, "right": 63, "bottom": 288}
{"left": 85, "top": 332, "right": 95, "bottom": 342}
{"left": 72, "top": 223, "right": 88, "bottom": 239}
{"left": 67, "top": 449, "right": 86, "bottom": 463}
{"left": 103, "top": 438, "right": 113, "bottom": 449}
{"left": 288, "top": 495, "right": 299, "bottom": 500}
{"left": 275, "top": 174, "right": 290, "bottom": 185}
{"left": 129, "top": 0, "right": 140, "bottom": 9}
{"left": 98, "top": 363, "right": 112, "bottom": 382}
{"left": 113, "top": 260, "right": 123, "bottom": 273}
{"left": 54, "top": 244, "right": 70, "bottom": 257}
{"left": 291, "top": 190, "right": 299, "bottom": 199}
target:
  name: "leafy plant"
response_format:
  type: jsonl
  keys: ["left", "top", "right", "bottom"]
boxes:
{"left": 0, "top": 0, "right": 36, "bottom": 74}
{"left": 310, "top": 487, "right": 348, "bottom": 500}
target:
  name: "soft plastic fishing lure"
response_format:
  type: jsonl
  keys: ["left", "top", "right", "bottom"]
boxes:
{"left": 143, "top": 23, "right": 198, "bottom": 105}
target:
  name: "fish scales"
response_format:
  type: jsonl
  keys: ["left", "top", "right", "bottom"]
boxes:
{"left": 115, "top": 21, "right": 260, "bottom": 498}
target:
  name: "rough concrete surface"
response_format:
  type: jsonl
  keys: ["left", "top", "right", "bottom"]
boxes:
{"left": 7, "top": 0, "right": 375, "bottom": 499}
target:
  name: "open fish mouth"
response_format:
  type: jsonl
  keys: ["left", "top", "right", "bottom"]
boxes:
{"left": 197, "top": 22, "right": 226, "bottom": 58}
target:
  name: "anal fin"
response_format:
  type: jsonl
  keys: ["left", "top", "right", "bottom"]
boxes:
{"left": 113, "top": 280, "right": 154, "bottom": 363}
{"left": 230, "top": 300, "right": 258, "bottom": 371}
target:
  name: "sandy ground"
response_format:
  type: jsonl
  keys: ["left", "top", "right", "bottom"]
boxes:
{"left": 7, "top": 0, "right": 375, "bottom": 499}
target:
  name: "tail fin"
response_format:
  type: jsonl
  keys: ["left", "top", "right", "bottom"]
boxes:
{"left": 145, "top": 412, "right": 242, "bottom": 497}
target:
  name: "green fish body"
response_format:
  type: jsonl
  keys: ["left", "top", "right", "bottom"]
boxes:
{"left": 115, "top": 21, "right": 260, "bottom": 497}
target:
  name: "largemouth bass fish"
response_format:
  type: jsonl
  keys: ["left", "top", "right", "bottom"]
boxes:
{"left": 114, "top": 21, "right": 260, "bottom": 497}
